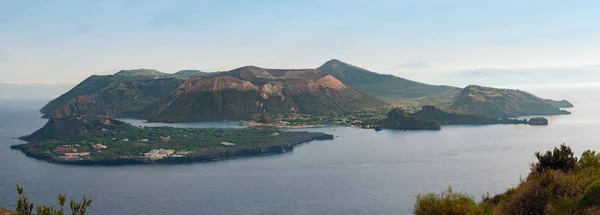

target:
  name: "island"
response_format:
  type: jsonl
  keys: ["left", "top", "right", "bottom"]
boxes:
{"left": 528, "top": 117, "right": 549, "bottom": 125}
{"left": 378, "top": 105, "right": 548, "bottom": 130}
{"left": 11, "top": 115, "right": 333, "bottom": 165}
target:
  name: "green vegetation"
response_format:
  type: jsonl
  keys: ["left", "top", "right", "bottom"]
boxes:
{"left": 414, "top": 144, "right": 600, "bottom": 214}
{"left": 318, "top": 59, "right": 461, "bottom": 106}
{"left": 16, "top": 185, "right": 91, "bottom": 215}
{"left": 415, "top": 187, "right": 481, "bottom": 215}
{"left": 13, "top": 115, "right": 333, "bottom": 165}
{"left": 451, "top": 85, "right": 571, "bottom": 118}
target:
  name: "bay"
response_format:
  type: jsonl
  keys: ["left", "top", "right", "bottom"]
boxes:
{"left": 1, "top": 85, "right": 599, "bottom": 215}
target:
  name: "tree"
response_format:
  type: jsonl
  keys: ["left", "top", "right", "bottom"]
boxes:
{"left": 15, "top": 185, "right": 91, "bottom": 215}
{"left": 533, "top": 143, "right": 577, "bottom": 173}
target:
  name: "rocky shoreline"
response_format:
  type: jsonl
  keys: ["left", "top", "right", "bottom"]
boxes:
{"left": 11, "top": 133, "right": 333, "bottom": 166}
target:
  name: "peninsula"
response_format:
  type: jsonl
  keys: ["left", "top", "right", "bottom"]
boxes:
{"left": 11, "top": 115, "right": 333, "bottom": 165}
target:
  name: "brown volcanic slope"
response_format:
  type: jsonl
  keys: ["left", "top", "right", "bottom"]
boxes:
{"left": 40, "top": 70, "right": 185, "bottom": 118}
{"left": 136, "top": 66, "right": 387, "bottom": 122}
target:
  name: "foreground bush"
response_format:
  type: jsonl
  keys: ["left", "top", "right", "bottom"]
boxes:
{"left": 533, "top": 143, "right": 577, "bottom": 173}
{"left": 414, "top": 187, "right": 480, "bottom": 215}
{"left": 15, "top": 185, "right": 91, "bottom": 215}
{"left": 415, "top": 144, "right": 600, "bottom": 215}
{"left": 579, "top": 180, "right": 600, "bottom": 208}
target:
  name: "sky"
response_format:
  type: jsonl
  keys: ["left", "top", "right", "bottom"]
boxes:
{"left": 1, "top": 0, "right": 600, "bottom": 85}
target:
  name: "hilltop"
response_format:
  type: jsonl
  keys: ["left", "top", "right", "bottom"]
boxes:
{"left": 135, "top": 66, "right": 387, "bottom": 122}
{"left": 20, "top": 115, "right": 135, "bottom": 142}
{"left": 318, "top": 59, "right": 462, "bottom": 106}
{"left": 451, "top": 85, "right": 571, "bottom": 118}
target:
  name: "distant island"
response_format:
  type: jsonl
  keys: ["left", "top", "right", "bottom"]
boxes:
{"left": 38, "top": 59, "right": 572, "bottom": 124}
{"left": 379, "top": 105, "right": 548, "bottom": 130}
{"left": 11, "top": 115, "right": 333, "bottom": 165}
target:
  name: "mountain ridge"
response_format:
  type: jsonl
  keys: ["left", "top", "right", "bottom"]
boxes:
{"left": 317, "top": 59, "right": 462, "bottom": 106}
{"left": 135, "top": 65, "right": 387, "bottom": 122}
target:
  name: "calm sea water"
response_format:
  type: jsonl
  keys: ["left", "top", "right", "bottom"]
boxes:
{"left": 1, "top": 86, "right": 600, "bottom": 215}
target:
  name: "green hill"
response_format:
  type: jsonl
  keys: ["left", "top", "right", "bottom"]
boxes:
{"left": 172, "top": 70, "right": 207, "bottom": 79}
{"left": 113, "top": 69, "right": 170, "bottom": 79}
{"left": 317, "top": 59, "right": 461, "bottom": 106}
{"left": 451, "top": 85, "right": 571, "bottom": 118}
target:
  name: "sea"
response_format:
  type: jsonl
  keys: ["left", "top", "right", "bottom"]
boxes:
{"left": 1, "top": 85, "right": 600, "bottom": 215}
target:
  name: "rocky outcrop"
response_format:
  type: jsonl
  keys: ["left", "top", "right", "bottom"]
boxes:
{"left": 379, "top": 108, "right": 441, "bottom": 130}
{"left": 451, "top": 85, "right": 571, "bottom": 118}
{"left": 544, "top": 99, "right": 574, "bottom": 108}
{"left": 136, "top": 66, "right": 387, "bottom": 122}
{"left": 529, "top": 117, "right": 549, "bottom": 125}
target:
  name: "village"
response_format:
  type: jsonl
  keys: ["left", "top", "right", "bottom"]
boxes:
{"left": 53, "top": 140, "right": 195, "bottom": 161}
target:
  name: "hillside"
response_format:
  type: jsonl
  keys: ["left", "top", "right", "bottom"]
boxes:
{"left": 451, "top": 85, "right": 571, "bottom": 118}
{"left": 20, "top": 115, "right": 135, "bottom": 142}
{"left": 415, "top": 105, "right": 528, "bottom": 125}
{"left": 113, "top": 68, "right": 169, "bottom": 78}
{"left": 0, "top": 207, "right": 14, "bottom": 215}
{"left": 317, "top": 59, "right": 462, "bottom": 106}
{"left": 172, "top": 70, "right": 208, "bottom": 79}
{"left": 379, "top": 107, "right": 441, "bottom": 130}
{"left": 379, "top": 105, "right": 533, "bottom": 130}
{"left": 136, "top": 66, "right": 387, "bottom": 122}
{"left": 40, "top": 72, "right": 185, "bottom": 118}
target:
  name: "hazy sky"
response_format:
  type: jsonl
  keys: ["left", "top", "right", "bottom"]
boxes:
{"left": 2, "top": 0, "right": 600, "bottom": 84}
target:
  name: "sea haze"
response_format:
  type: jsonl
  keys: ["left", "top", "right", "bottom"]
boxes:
{"left": 1, "top": 85, "right": 599, "bottom": 215}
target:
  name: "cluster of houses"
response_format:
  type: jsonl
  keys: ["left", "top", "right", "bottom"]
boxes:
{"left": 55, "top": 147, "right": 90, "bottom": 160}
{"left": 92, "top": 144, "right": 108, "bottom": 150}
{"left": 143, "top": 149, "right": 175, "bottom": 161}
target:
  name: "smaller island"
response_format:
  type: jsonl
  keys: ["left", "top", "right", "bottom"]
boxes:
{"left": 528, "top": 117, "right": 549, "bottom": 125}
{"left": 11, "top": 115, "right": 333, "bottom": 165}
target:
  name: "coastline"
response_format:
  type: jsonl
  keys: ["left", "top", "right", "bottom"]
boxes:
{"left": 10, "top": 132, "right": 334, "bottom": 166}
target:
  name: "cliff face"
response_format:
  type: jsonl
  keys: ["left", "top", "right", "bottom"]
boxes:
{"left": 137, "top": 66, "right": 387, "bottom": 122}
{"left": 379, "top": 108, "right": 441, "bottom": 130}
{"left": 451, "top": 85, "right": 571, "bottom": 118}
{"left": 20, "top": 115, "right": 135, "bottom": 142}
{"left": 40, "top": 75, "right": 184, "bottom": 118}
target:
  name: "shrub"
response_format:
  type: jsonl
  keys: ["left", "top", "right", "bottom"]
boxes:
{"left": 495, "top": 169, "right": 578, "bottom": 214}
{"left": 578, "top": 150, "right": 600, "bottom": 169}
{"left": 15, "top": 185, "right": 91, "bottom": 215}
{"left": 579, "top": 180, "right": 600, "bottom": 208}
{"left": 414, "top": 187, "right": 481, "bottom": 215}
{"left": 533, "top": 144, "right": 577, "bottom": 173}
